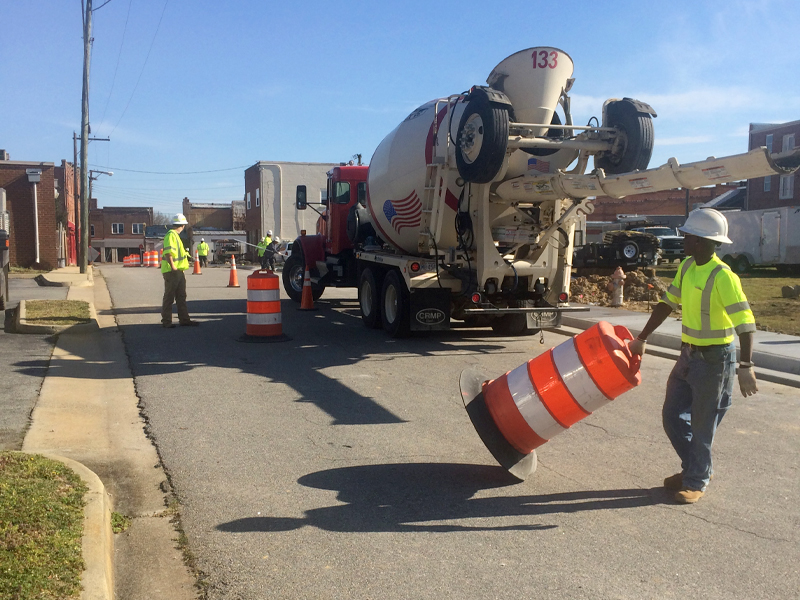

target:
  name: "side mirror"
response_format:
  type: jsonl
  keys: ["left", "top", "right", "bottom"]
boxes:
{"left": 296, "top": 185, "right": 307, "bottom": 210}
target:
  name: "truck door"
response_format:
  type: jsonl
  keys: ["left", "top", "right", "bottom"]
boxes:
{"left": 760, "top": 211, "right": 781, "bottom": 264}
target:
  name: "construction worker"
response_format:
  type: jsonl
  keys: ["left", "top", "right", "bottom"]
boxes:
{"left": 629, "top": 208, "right": 757, "bottom": 504}
{"left": 257, "top": 230, "right": 274, "bottom": 270}
{"left": 161, "top": 213, "right": 199, "bottom": 328}
{"left": 197, "top": 238, "right": 209, "bottom": 267}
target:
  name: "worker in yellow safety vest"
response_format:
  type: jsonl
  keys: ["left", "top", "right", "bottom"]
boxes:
{"left": 161, "top": 213, "right": 199, "bottom": 328}
{"left": 257, "top": 230, "right": 274, "bottom": 270}
{"left": 197, "top": 238, "right": 210, "bottom": 268}
{"left": 630, "top": 208, "right": 757, "bottom": 504}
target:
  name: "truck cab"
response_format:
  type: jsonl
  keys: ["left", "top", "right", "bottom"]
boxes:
{"left": 322, "top": 165, "right": 369, "bottom": 256}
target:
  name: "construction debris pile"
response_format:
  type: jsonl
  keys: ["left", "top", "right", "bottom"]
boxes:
{"left": 570, "top": 269, "right": 671, "bottom": 311}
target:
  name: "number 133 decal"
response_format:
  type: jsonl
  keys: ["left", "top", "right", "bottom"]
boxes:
{"left": 532, "top": 50, "right": 558, "bottom": 69}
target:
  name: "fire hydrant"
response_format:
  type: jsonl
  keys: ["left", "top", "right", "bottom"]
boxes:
{"left": 609, "top": 266, "right": 626, "bottom": 307}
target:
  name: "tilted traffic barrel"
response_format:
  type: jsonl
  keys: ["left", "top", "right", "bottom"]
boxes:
{"left": 461, "top": 321, "right": 641, "bottom": 480}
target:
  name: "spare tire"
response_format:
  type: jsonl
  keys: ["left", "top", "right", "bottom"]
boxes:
{"left": 347, "top": 204, "right": 376, "bottom": 245}
{"left": 595, "top": 99, "right": 654, "bottom": 174}
{"left": 455, "top": 88, "right": 510, "bottom": 183}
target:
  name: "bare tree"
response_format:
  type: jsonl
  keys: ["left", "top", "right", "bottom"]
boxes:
{"left": 152, "top": 211, "right": 171, "bottom": 226}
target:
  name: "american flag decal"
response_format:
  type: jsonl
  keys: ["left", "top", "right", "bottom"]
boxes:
{"left": 527, "top": 158, "right": 551, "bottom": 173}
{"left": 383, "top": 192, "right": 422, "bottom": 232}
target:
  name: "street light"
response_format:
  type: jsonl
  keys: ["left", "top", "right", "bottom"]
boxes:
{"left": 87, "top": 170, "right": 112, "bottom": 255}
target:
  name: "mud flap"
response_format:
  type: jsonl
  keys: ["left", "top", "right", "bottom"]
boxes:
{"left": 409, "top": 288, "right": 450, "bottom": 331}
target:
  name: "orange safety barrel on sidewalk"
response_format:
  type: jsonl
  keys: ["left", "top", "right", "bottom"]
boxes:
{"left": 460, "top": 321, "right": 641, "bottom": 480}
{"left": 239, "top": 270, "right": 290, "bottom": 343}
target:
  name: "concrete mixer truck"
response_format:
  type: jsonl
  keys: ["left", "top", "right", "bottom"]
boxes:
{"left": 283, "top": 46, "right": 800, "bottom": 337}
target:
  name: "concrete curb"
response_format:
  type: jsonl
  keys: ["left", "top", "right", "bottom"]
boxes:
{"left": 33, "top": 453, "right": 114, "bottom": 600}
{"left": 36, "top": 269, "right": 95, "bottom": 288}
{"left": 15, "top": 299, "right": 99, "bottom": 335}
{"left": 557, "top": 316, "right": 800, "bottom": 389}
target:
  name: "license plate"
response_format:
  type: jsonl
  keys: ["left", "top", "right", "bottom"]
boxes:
{"left": 421, "top": 260, "right": 437, "bottom": 272}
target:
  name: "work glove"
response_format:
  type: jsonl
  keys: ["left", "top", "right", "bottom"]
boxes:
{"left": 629, "top": 338, "right": 647, "bottom": 356}
{"left": 738, "top": 366, "right": 758, "bottom": 397}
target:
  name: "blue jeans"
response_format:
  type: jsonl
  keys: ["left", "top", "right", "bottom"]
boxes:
{"left": 662, "top": 342, "right": 736, "bottom": 491}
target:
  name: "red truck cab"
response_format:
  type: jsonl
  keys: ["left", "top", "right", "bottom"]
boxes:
{"left": 320, "top": 165, "right": 369, "bottom": 255}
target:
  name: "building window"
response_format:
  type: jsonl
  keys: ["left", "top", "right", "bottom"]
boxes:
{"left": 112, "top": 223, "right": 124, "bottom": 235}
{"left": 779, "top": 174, "right": 794, "bottom": 200}
{"left": 132, "top": 223, "right": 144, "bottom": 235}
{"left": 764, "top": 176, "right": 771, "bottom": 192}
{"left": 783, "top": 133, "right": 795, "bottom": 153}
{"left": 247, "top": 192, "right": 251, "bottom": 209}
{"left": 90, "top": 224, "right": 95, "bottom": 237}
{"left": 256, "top": 188, "right": 260, "bottom": 207}
{"left": 320, "top": 189, "right": 328, "bottom": 203}
{"left": 765, "top": 134, "right": 773, "bottom": 152}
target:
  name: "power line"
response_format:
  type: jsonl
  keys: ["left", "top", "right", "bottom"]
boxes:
{"left": 89, "top": 163, "right": 251, "bottom": 174}
{"left": 109, "top": 0, "right": 169, "bottom": 136}
{"left": 99, "top": 0, "right": 132, "bottom": 125}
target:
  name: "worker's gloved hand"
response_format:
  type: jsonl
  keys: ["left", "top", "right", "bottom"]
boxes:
{"left": 629, "top": 338, "right": 647, "bottom": 356}
{"left": 738, "top": 366, "right": 758, "bottom": 397}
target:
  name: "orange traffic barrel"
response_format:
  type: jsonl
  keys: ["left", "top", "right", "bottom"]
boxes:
{"left": 239, "top": 270, "right": 289, "bottom": 343}
{"left": 130, "top": 254, "right": 141, "bottom": 267}
{"left": 123, "top": 255, "right": 130, "bottom": 267}
{"left": 460, "top": 321, "right": 641, "bottom": 480}
{"left": 147, "top": 251, "right": 159, "bottom": 267}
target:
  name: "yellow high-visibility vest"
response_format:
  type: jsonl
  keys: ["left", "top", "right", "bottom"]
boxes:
{"left": 661, "top": 255, "right": 756, "bottom": 345}
{"left": 161, "top": 229, "right": 189, "bottom": 273}
{"left": 197, "top": 242, "right": 209, "bottom": 256}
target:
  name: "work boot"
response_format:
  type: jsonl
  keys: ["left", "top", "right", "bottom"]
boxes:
{"left": 162, "top": 323, "right": 176, "bottom": 329}
{"left": 664, "top": 473, "right": 683, "bottom": 490}
{"left": 179, "top": 320, "right": 200, "bottom": 326}
{"left": 674, "top": 489, "right": 705, "bottom": 504}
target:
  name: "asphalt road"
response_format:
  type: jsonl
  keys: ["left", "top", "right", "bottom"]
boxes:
{"left": 101, "top": 264, "right": 799, "bottom": 600}
{"left": 0, "top": 277, "right": 66, "bottom": 449}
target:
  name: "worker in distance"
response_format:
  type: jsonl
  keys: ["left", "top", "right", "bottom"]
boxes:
{"left": 629, "top": 208, "right": 758, "bottom": 504}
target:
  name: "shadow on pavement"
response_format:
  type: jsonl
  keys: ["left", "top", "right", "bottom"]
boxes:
{"left": 216, "top": 462, "right": 666, "bottom": 533}
{"left": 13, "top": 296, "right": 513, "bottom": 426}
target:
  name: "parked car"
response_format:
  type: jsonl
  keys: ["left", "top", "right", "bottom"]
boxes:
{"left": 573, "top": 230, "right": 660, "bottom": 275}
{"left": 630, "top": 226, "right": 684, "bottom": 262}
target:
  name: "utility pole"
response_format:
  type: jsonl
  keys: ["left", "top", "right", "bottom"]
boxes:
{"left": 73, "top": 132, "right": 80, "bottom": 263}
{"left": 79, "top": 0, "right": 93, "bottom": 274}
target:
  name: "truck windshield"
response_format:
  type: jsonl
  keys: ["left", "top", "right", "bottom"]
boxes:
{"left": 333, "top": 182, "right": 351, "bottom": 204}
{"left": 357, "top": 182, "right": 367, "bottom": 207}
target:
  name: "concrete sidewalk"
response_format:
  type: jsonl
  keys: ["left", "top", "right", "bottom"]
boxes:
{"left": 560, "top": 304, "right": 800, "bottom": 388}
{"left": 19, "top": 266, "right": 196, "bottom": 600}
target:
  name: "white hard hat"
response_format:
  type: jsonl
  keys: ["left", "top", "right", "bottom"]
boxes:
{"left": 200, "top": 238, "right": 204, "bottom": 241}
{"left": 679, "top": 208, "right": 732, "bottom": 244}
{"left": 267, "top": 230, "right": 273, "bottom": 236}
{"left": 171, "top": 213, "right": 188, "bottom": 225}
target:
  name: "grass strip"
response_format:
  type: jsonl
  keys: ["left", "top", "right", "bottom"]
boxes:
{"left": 0, "top": 452, "right": 88, "bottom": 600}
{"left": 24, "top": 300, "right": 91, "bottom": 326}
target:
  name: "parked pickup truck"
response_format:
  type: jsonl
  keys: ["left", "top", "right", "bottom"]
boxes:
{"left": 630, "top": 226, "right": 684, "bottom": 263}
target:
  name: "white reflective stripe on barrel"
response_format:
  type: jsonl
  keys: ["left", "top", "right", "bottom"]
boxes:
{"left": 246, "top": 313, "right": 282, "bottom": 325}
{"left": 247, "top": 289, "right": 280, "bottom": 302}
{"left": 551, "top": 338, "right": 611, "bottom": 413}
{"left": 506, "top": 362, "right": 564, "bottom": 440}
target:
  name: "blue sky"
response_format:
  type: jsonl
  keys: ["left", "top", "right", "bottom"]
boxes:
{"left": 2, "top": 0, "right": 798, "bottom": 214}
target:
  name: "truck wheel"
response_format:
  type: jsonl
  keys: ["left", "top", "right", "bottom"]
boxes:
{"left": 282, "top": 254, "right": 324, "bottom": 302}
{"left": 491, "top": 314, "right": 530, "bottom": 336}
{"left": 455, "top": 89, "right": 509, "bottom": 183}
{"left": 595, "top": 100, "right": 654, "bottom": 174}
{"left": 381, "top": 270, "right": 410, "bottom": 338}
{"left": 734, "top": 256, "right": 751, "bottom": 274}
{"left": 359, "top": 268, "right": 382, "bottom": 329}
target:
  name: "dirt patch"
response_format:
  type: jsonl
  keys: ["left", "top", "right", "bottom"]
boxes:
{"left": 570, "top": 269, "right": 676, "bottom": 315}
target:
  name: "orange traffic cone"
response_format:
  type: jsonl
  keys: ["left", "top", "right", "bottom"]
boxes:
{"left": 193, "top": 249, "right": 202, "bottom": 275}
{"left": 227, "top": 255, "right": 240, "bottom": 288}
{"left": 298, "top": 267, "right": 317, "bottom": 310}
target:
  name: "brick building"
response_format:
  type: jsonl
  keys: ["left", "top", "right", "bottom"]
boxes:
{"left": 89, "top": 200, "right": 153, "bottom": 263}
{"left": 54, "top": 159, "right": 78, "bottom": 266}
{"left": 588, "top": 183, "right": 741, "bottom": 222}
{"left": 244, "top": 161, "right": 336, "bottom": 260}
{"left": 747, "top": 120, "right": 798, "bottom": 210}
{"left": 0, "top": 154, "right": 59, "bottom": 269}
{"left": 182, "top": 197, "right": 234, "bottom": 231}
